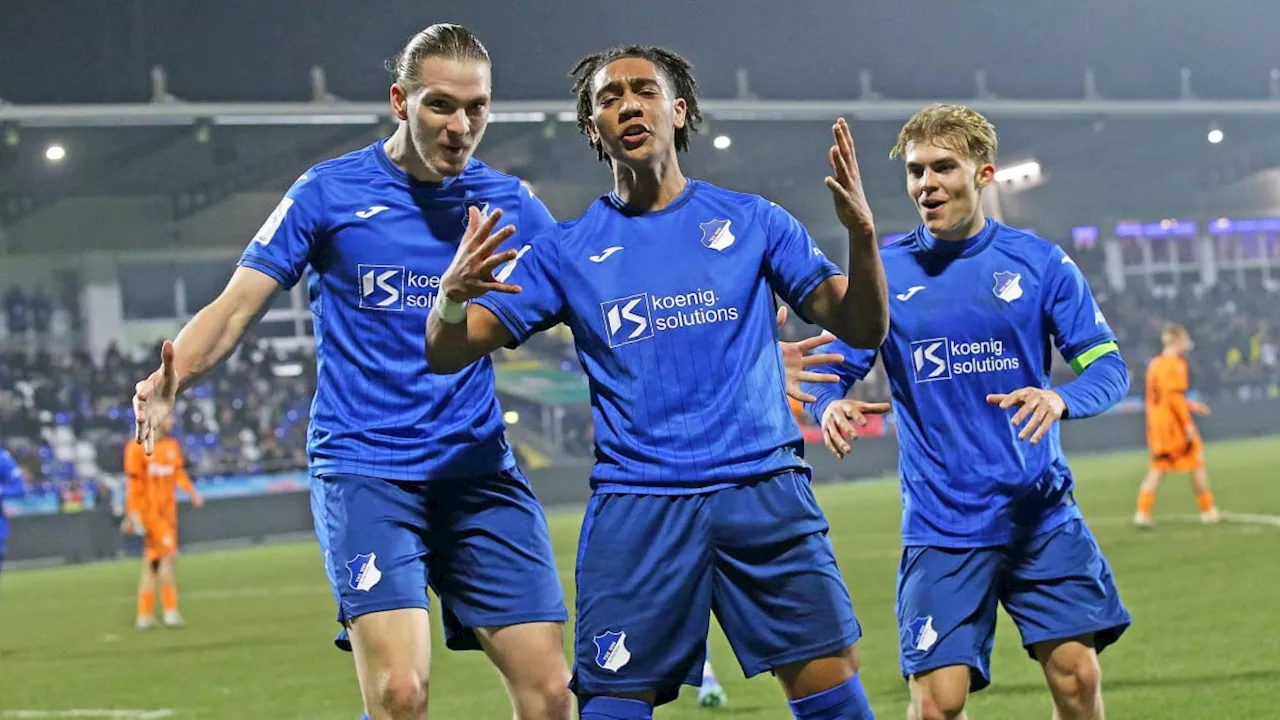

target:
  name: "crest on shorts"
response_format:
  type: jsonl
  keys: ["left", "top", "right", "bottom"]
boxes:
{"left": 906, "top": 616, "right": 938, "bottom": 653}
{"left": 593, "top": 630, "right": 632, "bottom": 672}
{"left": 992, "top": 271, "right": 1023, "bottom": 302}
{"left": 345, "top": 552, "right": 382, "bottom": 592}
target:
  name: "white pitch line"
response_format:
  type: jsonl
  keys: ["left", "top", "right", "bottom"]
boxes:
{"left": 1221, "top": 511, "right": 1280, "bottom": 527}
{"left": 2, "top": 711, "right": 175, "bottom": 719}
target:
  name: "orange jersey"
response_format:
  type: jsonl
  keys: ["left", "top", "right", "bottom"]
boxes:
{"left": 1145, "top": 354, "right": 1197, "bottom": 462}
{"left": 124, "top": 438, "right": 194, "bottom": 530}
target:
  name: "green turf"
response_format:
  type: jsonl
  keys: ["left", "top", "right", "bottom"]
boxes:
{"left": 2, "top": 436, "right": 1278, "bottom": 718}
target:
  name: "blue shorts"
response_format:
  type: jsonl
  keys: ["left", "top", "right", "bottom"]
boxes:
{"left": 572, "top": 470, "right": 861, "bottom": 706}
{"left": 311, "top": 468, "right": 567, "bottom": 652}
{"left": 896, "top": 518, "right": 1130, "bottom": 692}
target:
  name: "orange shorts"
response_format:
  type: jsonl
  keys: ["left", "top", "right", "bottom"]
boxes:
{"left": 1150, "top": 441, "right": 1204, "bottom": 473}
{"left": 143, "top": 524, "right": 178, "bottom": 561}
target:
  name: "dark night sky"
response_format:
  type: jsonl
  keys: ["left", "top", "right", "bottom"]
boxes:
{"left": 4, "top": 0, "right": 1277, "bottom": 105}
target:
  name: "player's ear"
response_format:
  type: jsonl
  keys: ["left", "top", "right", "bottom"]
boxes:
{"left": 974, "top": 162, "right": 996, "bottom": 191}
{"left": 585, "top": 116, "right": 601, "bottom": 146}
{"left": 390, "top": 82, "right": 410, "bottom": 122}
{"left": 672, "top": 97, "right": 687, "bottom": 130}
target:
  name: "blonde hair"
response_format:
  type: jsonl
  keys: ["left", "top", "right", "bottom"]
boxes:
{"left": 890, "top": 104, "right": 998, "bottom": 166}
{"left": 1161, "top": 323, "right": 1189, "bottom": 347}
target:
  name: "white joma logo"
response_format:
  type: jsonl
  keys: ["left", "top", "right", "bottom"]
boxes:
{"left": 897, "top": 285, "right": 925, "bottom": 301}
{"left": 590, "top": 246, "right": 624, "bottom": 263}
{"left": 355, "top": 205, "right": 390, "bottom": 219}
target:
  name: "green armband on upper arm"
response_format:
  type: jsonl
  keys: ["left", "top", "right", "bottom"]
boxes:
{"left": 1068, "top": 341, "right": 1119, "bottom": 375}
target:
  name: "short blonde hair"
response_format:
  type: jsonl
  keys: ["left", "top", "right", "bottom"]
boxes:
{"left": 890, "top": 104, "right": 998, "bottom": 166}
{"left": 1161, "top": 323, "right": 1189, "bottom": 346}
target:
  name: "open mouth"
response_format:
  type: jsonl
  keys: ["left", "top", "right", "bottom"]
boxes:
{"left": 620, "top": 125, "right": 651, "bottom": 147}
{"left": 920, "top": 198, "right": 946, "bottom": 218}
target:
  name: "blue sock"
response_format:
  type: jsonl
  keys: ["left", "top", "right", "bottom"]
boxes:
{"left": 579, "top": 695, "right": 653, "bottom": 720}
{"left": 788, "top": 673, "right": 875, "bottom": 720}
{"left": 359, "top": 715, "right": 370, "bottom": 720}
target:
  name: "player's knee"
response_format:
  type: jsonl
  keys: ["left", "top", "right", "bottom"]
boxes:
{"left": 1047, "top": 654, "right": 1102, "bottom": 714}
{"left": 511, "top": 673, "right": 573, "bottom": 720}
{"left": 912, "top": 693, "right": 966, "bottom": 720}
{"left": 373, "top": 668, "right": 428, "bottom": 719}
{"left": 910, "top": 677, "right": 967, "bottom": 720}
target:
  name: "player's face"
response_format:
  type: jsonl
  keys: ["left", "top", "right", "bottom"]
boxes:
{"left": 587, "top": 57, "right": 687, "bottom": 169}
{"left": 904, "top": 138, "right": 994, "bottom": 240}
{"left": 393, "top": 57, "right": 491, "bottom": 178}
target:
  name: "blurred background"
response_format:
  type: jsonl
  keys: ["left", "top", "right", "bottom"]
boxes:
{"left": 1, "top": 2, "right": 1278, "bottom": 716}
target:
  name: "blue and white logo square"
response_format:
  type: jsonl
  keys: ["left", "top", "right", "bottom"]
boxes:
{"left": 600, "top": 293, "right": 655, "bottom": 348}
{"left": 911, "top": 337, "right": 952, "bottom": 383}
{"left": 359, "top": 264, "right": 405, "bottom": 311}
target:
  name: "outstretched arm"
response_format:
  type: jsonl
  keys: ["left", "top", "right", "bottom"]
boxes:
{"left": 133, "top": 268, "right": 278, "bottom": 454}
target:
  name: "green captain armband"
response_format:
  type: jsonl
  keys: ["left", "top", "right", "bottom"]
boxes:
{"left": 1068, "top": 341, "right": 1119, "bottom": 375}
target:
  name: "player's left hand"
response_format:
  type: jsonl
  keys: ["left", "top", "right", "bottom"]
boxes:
{"left": 986, "top": 387, "right": 1067, "bottom": 444}
{"left": 776, "top": 306, "right": 845, "bottom": 403}
{"left": 1189, "top": 400, "right": 1212, "bottom": 417}
{"left": 824, "top": 117, "right": 875, "bottom": 239}
{"left": 191, "top": 493, "right": 205, "bottom": 509}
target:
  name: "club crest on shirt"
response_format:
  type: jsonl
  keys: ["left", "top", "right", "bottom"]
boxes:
{"left": 992, "top": 271, "right": 1023, "bottom": 302}
{"left": 699, "top": 218, "right": 736, "bottom": 251}
{"left": 462, "top": 201, "right": 493, "bottom": 229}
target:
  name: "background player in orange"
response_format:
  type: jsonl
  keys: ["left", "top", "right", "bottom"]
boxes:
{"left": 1136, "top": 323, "right": 1220, "bottom": 527}
{"left": 122, "top": 414, "right": 204, "bottom": 628}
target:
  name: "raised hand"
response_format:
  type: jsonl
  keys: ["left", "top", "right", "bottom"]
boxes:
{"left": 824, "top": 117, "right": 875, "bottom": 238}
{"left": 439, "top": 205, "right": 522, "bottom": 304}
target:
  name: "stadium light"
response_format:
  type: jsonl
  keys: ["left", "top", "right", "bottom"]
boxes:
{"left": 713, "top": 135, "right": 732, "bottom": 150}
{"left": 44, "top": 144, "right": 65, "bottom": 162}
{"left": 1207, "top": 128, "right": 1224, "bottom": 144}
{"left": 503, "top": 410, "right": 520, "bottom": 425}
{"left": 994, "top": 161, "right": 1040, "bottom": 184}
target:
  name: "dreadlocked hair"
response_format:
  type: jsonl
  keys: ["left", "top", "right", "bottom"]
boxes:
{"left": 569, "top": 45, "right": 702, "bottom": 164}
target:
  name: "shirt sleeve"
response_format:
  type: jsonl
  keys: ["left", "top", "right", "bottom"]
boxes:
{"left": 473, "top": 230, "right": 568, "bottom": 347}
{"left": 801, "top": 338, "right": 878, "bottom": 423}
{"left": 761, "top": 200, "right": 842, "bottom": 321}
{"left": 237, "top": 171, "right": 326, "bottom": 289}
{"left": 1043, "top": 247, "right": 1119, "bottom": 374}
{"left": 519, "top": 182, "right": 558, "bottom": 237}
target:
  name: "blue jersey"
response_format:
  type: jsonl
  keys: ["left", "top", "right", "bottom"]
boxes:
{"left": 239, "top": 141, "right": 557, "bottom": 481}
{"left": 475, "top": 180, "right": 841, "bottom": 491}
{"left": 804, "top": 221, "right": 1119, "bottom": 547}
{"left": 0, "top": 449, "right": 24, "bottom": 541}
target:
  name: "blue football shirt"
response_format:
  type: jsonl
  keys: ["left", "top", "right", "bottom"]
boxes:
{"left": 802, "top": 221, "right": 1120, "bottom": 547}
{"left": 0, "top": 449, "right": 24, "bottom": 541}
{"left": 475, "top": 180, "right": 841, "bottom": 491}
{"left": 239, "top": 141, "right": 556, "bottom": 481}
